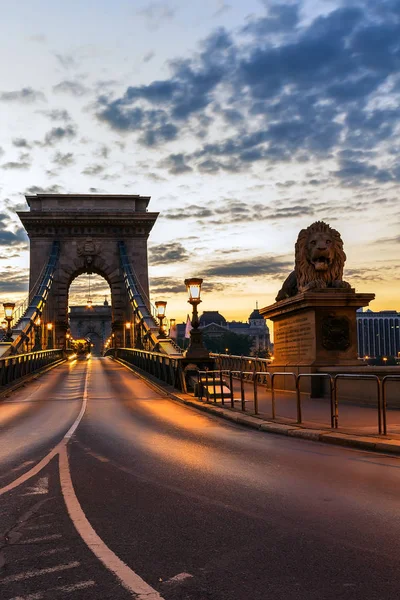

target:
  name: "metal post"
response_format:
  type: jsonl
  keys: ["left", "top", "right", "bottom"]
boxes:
{"left": 377, "top": 377, "right": 382, "bottom": 435}
{"left": 333, "top": 377, "right": 339, "bottom": 429}
{"left": 295, "top": 377, "right": 302, "bottom": 424}
{"left": 271, "top": 374, "right": 276, "bottom": 419}
{"left": 253, "top": 372, "right": 259, "bottom": 415}
{"left": 212, "top": 371, "right": 216, "bottom": 403}
{"left": 229, "top": 371, "right": 234, "bottom": 407}
{"left": 220, "top": 370, "right": 224, "bottom": 406}
{"left": 240, "top": 371, "right": 245, "bottom": 411}
{"left": 382, "top": 378, "right": 387, "bottom": 436}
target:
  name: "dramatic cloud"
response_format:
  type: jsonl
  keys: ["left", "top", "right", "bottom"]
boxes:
{"left": 82, "top": 163, "right": 105, "bottom": 175}
{"left": 0, "top": 87, "right": 45, "bottom": 103}
{"left": 25, "top": 185, "right": 63, "bottom": 194}
{"left": 0, "top": 268, "right": 29, "bottom": 293}
{"left": 0, "top": 213, "right": 28, "bottom": 247}
{"left": 204, "top": 256, "right": 292, "bottom": 279}
{"left": 12, "top": 138, "right": 31, "bottom": 149}
{"left": 149, "top": 242, "right": 191, "bottom": 265}
{"left": 55, "top": 53, "right": 78, "bottom": 70}
{"left": 94, "top": 2, "right": 400, "bottom": 178}
{"left": 53, "top": 80, "right": 88, "bottom": 96}
{"left": 1, "top": 161, "right": 31, "bottom": 170}
{"left": 40, "top": 109, "right": 72, "bottom": 122}
{"left": 150, "top": 277, "right": 186, "bottom": 295}
{"left": 43, "top": 125, "right": 77, "bottom": 145}
{"left": 161, "top": 199, "right": 315, "bottom": 224}
{"left": 150, "top": 276, "right": 224, "bottom": 295}
{"left": 137, "top": 3, "right": 176, "bottom": 30}
{"left": 53, "top": 152, "right": 75, "bottom": 166}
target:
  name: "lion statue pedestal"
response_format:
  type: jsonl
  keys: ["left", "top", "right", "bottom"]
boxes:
{"left": 260, "top": 221, "right": 374, "bottom": 369}
{"left": 261, "top": 289, "right": 374, "bottom": 367}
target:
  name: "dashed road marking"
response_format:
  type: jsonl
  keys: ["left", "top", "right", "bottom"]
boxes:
{"left": 165, "top": 572, "right": 194, "bottom": 584}
{"left": 24, "top": 523, "right": 52, "bottom": 531}
{"left": 21, "top": 477, "right": 48, "bottom": 496}
{"left": 0, "top": 561, "right": 80, "bottom": 583}
{"left": 1, "top": 360, "right": 165, "bottom": 600}
{"left": 7, "top": 593, "right": 43, "bottom": 600}
{"left": 22, "top": 533, "right": 62, "bottom": 544}
{"left": 53, "top": 579, "right": 96, "bottom": 592}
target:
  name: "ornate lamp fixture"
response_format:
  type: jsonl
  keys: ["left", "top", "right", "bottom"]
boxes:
{"left": 155, "top": 301, "right": 167, "bottom": 338}
{"left": 184, "top": 278, "right": 209, "bottom": 359}
{"left": 3, "top": 302, "right": 15, "bottom": 342}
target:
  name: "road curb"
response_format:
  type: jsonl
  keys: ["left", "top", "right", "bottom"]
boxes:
{"left": 113, "top": 358, "right": 400, "bottom": 456}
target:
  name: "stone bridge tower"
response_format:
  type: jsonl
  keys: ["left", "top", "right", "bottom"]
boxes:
{"left": 18, "top": 194, "right": 158, "bottom": 349}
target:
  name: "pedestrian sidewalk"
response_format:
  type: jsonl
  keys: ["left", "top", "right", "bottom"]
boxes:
{"left": 115, "top": 358, "right": 400, "bottom": 456}
{"left": 169, "top": 387, "right": 400, "bottom": 456}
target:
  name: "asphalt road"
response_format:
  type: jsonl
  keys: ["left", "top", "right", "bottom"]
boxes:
{"left": 1, "top": 356, "right": 400, "bottom": 599}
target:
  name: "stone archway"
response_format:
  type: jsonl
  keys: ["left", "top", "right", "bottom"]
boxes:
{"left": 18, "top": 194, "right": 158, "bottom": 349}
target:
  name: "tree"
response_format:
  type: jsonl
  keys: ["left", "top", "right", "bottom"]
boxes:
{"left": 202, "top": 331, "right": 253, "bottom": 356}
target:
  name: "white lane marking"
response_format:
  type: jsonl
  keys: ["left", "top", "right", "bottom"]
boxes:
{"left": 0, "top": 365, "right": 88, "bottom": 497}
{"left": 53, "top": 579, "right": 96, "bottom": 592}
{"left": 7, "top": 593, "right": 43, "bottom": 600}
{"left": 0, "top": 561, "right": 80, "bottom": 583}
{"left": 0, "top": 447, "right": 59, "bottom": 497}
{"left": 22, "top": 533, "right": 62, "bottom": 544}
{"left": 2, "top": 361, "right": 164, "bottom": 600}
{"left": 165, "top": 572, "right": 193, "bottom": 584}
{"left": 59, "top": 443, "right": 163, "bottom": 600}
{"left": 24, "top": 523, "right": 52, "bottom": 531}
{"left": 21, "top": 476, "right": 48, "bottom": 496}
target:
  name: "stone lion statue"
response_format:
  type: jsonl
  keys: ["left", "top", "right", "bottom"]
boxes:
{"left": 276, "top": 221, "right": 351, "bottom": 302}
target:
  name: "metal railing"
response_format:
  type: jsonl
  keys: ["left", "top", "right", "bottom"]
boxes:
{"left": 270, "top": 372, "right": 297, "bottom": 421}
{"left": 296, "top": 373, "right": 335, "bottom": 427}
{"left": 0, "top": 349, "right": 64, "bottom": 389}
{"left": 194, "top": 368, "right": 399, "bottom": 435}
{"left": 107, "top": 347, "right": 187, "bottom": 391}
{"left": 333, "top": 374, "right": 382, "bottom": 434}
{"left": 382, "top": 375, "right": 400, "bottom": 436}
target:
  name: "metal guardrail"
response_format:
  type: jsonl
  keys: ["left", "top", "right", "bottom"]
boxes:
{"left": 195, "top": 368, "right": 399, "bottom": 435}
{"left": 106, "top": 347, "right": 187, "bottom": 392}
{"left": 382, "top": 375, "right": 400, "bottom": 436}
{"left": 296, "top": 373, "right": 335, "bottom": 427}
{"left": 270, "top": 372, "right": 297, "bottom": 421}
{"left": 333, "top": 374, "right": 382, "bottom": 434}
{"left": 0, "top": 349, "right": 64, "bottom": 389}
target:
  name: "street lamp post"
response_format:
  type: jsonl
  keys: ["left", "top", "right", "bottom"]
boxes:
{"left": 155, "top": 301, "right": 167, "bottom": 339}
{"left": 47, "top": 322, "right": 54, "bottom": 349}
{"left": 33, "top": 316, "right": 42, "bottom": 351}
{"left": 3, "top": 302, "right": 15, "bottom": 342}
{"left": 184, "top": 278, "right": 209, "bottom": 359}
{"left": 124, "top": 321, "right": 131, "bottom": 347}
{"left": 169, "top": 318, "right": 176, "bottom": 339}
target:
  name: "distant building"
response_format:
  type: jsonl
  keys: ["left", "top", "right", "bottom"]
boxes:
{"left": 357, "top": 309, "right": 400, "bottom": 358}
{"left": 176, "top": 306, "right": 271, "bottom": 354}
{"left": 69, "top": 298, "right": 112, "bottom": 354}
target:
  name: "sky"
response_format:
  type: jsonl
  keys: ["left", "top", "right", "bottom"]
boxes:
{"left": 1, "top": 0, "right": 400, "bottom": 325}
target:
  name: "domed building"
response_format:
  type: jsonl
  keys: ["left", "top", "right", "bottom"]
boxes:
{"left": 227, "top": 304, "right": 271, "bottom": 354}
{"left": 176, "top": 305, "right": 271, "bottom": 355}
